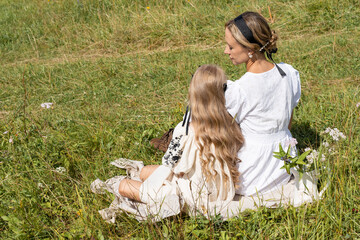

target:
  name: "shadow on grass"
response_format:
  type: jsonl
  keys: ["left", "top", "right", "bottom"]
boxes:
{"left": 291, "top": 121, "right": 321, "bottom": 151}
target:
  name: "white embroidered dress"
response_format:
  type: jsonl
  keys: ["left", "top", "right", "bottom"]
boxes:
{"left": 140, "top": 121, "right": 237, "bottom": 218}
{"left": 91, "top": 122, "right": 237, "bottom": 222}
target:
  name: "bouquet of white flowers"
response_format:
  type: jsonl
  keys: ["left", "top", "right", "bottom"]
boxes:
{"left": 273, "top": 127, "right": 346, "bottom": 180}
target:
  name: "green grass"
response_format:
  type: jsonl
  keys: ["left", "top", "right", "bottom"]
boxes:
{"left": 0, "top": 0, "right": 359, "bottom": 239}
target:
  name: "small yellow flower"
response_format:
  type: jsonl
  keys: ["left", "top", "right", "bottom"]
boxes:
{"left": 146, "top": 6, "right": 150, "bottom": 10}
{"left": 76, "top": 209, "right": 83, "bottom": 216}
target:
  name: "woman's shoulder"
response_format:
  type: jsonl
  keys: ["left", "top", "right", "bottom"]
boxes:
{"left": 231, "top": 71, "right": 253, "bottom": 83}
{"left": 278, "top": 63, "right": 300, "bottom": 75}
{"left": 225, "top": 79, "right": 247, "bottom": 100}
{"left": 226, "top": 73, "right": 251, "bottom": 90}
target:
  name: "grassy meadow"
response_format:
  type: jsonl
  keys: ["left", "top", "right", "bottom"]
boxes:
{"left": 0, "top": 0, "right": 359, "bottom": 238}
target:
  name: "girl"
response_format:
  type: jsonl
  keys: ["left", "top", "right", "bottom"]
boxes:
{"left": 91, "top": 65, "right": 244, "bottom": 222}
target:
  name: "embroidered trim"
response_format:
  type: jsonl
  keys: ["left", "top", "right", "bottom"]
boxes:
{"left": 162, "top": 134, "right": 183, "bottom": 167}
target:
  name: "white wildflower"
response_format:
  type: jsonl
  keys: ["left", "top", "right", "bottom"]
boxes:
{"left": 356, "top": 102, "right": 360, "bottom": 108}
{"left": 339, "top": 132, "right": 346, "bottom": 139}
{"left": 324, "top": 127, "right": 331, "bottom": 134}
{"left": 322, "top": 141, "right": 329, "bottom": 147}
{"left": 55, "top": 167, "right": 66, "bottom": 174}
{"left": 306, "top": 149, "right": 317, "bottom": 164}
{"left": 3, "top": 131, "right": 8, "bottom": 134}
{"left": 285, "top": 138, "right": 298, "bottom": 148}
{"left": 37, "top": 183, "right": 45, "bottom": 189}
{"left": 305, "top": 163, "right": 312, "bottom": 169}
{"left": 9, "top": 137, "right": 13, "bottom": 143}
{"left": 304, "top": 147, "right": 311, "bottom": 152}
{"left": 324, "top": 127, "right": 346, "bottom": 141}
{"left": 306, "top": 149, "right": 325, "bottom": 163}
{"left": 41, "top": 102, "right": 53, "bottom": 109}
{"left": 306, "top": 153, "right": 314, "bottom": 164}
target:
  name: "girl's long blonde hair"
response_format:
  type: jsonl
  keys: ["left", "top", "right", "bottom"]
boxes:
{"left": 189, "top": 65, "right": 244, "bottom": 186}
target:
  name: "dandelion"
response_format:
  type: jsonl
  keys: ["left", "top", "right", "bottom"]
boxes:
{"left": 55, "top": 166, "right": 66, "bottom": 174}
{"left": 41, "top": 102, "right": 53, "bottom": 109}
{"left": 76, "top": 209, "right": 83, "bottom": 216}
{"left": 146, "top": 6, "right": 150, "bottom": 9}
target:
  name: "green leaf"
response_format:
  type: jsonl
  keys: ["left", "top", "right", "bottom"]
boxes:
{"left": 296, "top": 159, "right": 307, "bottom": 165}
{"left": 298, "top": 150, "right": 311, "bottom": 162}
{"left": 285, "top": 164, "right": 291, "bottom": 174}
{"left": 279, "top": 143, "right": 285, "bottom": 155}
{"left": 286, "top": 145, "right": 291, "bottom": 156}
{"left": 298, "top": 171, "right": 304, "bottom": 179}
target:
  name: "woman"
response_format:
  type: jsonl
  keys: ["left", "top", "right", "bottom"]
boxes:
{"left": 222, "top": 11, "right": 301, "bottom": 196}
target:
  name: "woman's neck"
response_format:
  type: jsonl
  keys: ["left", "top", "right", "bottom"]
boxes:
{"left": 246, "top": 55, "right": 274, "bottom": 73}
